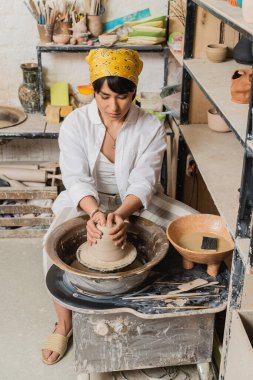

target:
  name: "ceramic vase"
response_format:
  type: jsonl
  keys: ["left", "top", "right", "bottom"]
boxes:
{"left": 233, "top": 36, "right": 253, "bottom": 64}
{"left": 242, "top": 0, "right": 253, "bottom": 23}
{"left": 18, "top": 63, "right": 40, "bottom": 113}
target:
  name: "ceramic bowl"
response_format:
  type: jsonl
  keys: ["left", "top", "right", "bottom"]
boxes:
{"left": 45, "top": 215, "right": 169, "bottom": 295}
{"left": 75, "top": 85, "right": 94, "bottom": 104}
{"left": 207, "top": 108, "right": 230, "bottom": 132}
{"left": 53, "top": 33, "right": 70, "bottom": 44}
{"left": 166, "top": 214, "right": 234, "bottom": 276}
{"left": 206, "top": 44, "right": 228, "bottom": 63}
{"left": 0, "top": 106, "right": 27, "bottom": 129}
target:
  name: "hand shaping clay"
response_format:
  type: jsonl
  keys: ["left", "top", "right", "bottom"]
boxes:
{"left": 76, "top": 224, "right": 137, "bottom": 272}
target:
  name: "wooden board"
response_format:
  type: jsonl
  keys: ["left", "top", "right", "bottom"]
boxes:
{"left": 185, "top": 58, "right": 250, "bottom": 142}
{"left": 180, "top": 124, "right": 243, "bottom": 237}
{"left": 0, "top": 228, "right": 48, "bottom": 238}
{"left": 225, "top": 311, "right": 253, "bottom": 379}
{"left": 0, "top": 187, "right": 57, "bottom": 199}
{"left": 194, "top": 0, "right": 253, "bottom": 39}
{"left": 0, "top": 205, "right": 52, "bottom": 214}
{"left": 0, "top": 113, "right": 46, "bottom": 135}
{"left": 0, "top": 216, "right": 54, "bottom": 227}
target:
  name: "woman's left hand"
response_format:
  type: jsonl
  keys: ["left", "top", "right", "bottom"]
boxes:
{"left": 106, "top": 212, "right": 127, "bottom": 248}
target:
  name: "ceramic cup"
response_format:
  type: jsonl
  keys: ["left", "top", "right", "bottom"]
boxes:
{"left": 207, "top": 108, "right": 230, "bottom": 133}
{"left": 87, "top": 15, "right": 103, "bottom": 37}
{"left": 206, "top": 44, "right": 228, "bottom": 63}
{"left": 37, "top": 24, "right": 54, "bottom": 43}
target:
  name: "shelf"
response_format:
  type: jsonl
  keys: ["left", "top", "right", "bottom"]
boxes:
{"left": 0, "top": 113, "right": 59, "bottom": 139}
{"left": 180, "top": 124, "right": 243, "bottom": 237}
{"left": 168, "top": 47, "right": 183, "bottom": 66}
{"left": 236, "top": 237, "right": 250, "bottom": 266}
{"left": 193, "top": 0, "right": 253, "bottom": 41}
{"left": 37, "top": 43, "right": 168, "bottom": 53}
{"left": 184, "top": 58, "right": 250, "bottom": 145}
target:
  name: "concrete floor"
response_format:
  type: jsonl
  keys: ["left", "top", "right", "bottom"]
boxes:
{"left": 0, "top": 237, "right": 209, "bottom": 380}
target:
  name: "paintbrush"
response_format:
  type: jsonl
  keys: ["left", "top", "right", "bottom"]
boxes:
{"left": 23, "top": 1, "right": 38, "bottom": 20}
{"left": 90, "top": 0, "right": 97, "bottom": 15}
{"left": 83, "top": 0, "right": 91, "bottom": 14}
{"left": 28, "top": 0, "right": 40, "bottom": 17}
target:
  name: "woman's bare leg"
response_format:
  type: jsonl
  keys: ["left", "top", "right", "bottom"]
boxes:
{"left": 42, "top": 301, "right": 72, "bottom": 363}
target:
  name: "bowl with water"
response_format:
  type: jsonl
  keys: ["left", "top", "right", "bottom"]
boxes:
{"left": 166, "top": 214, "right": 234, "bottom": 276}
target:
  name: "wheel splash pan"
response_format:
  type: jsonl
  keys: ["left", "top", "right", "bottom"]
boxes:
{"left": 45, "top": 215, "right": 169, "bottom": 295}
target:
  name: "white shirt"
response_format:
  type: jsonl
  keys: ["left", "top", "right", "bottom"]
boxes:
{"left": 52, "top": 99, "right": 167, "bottom": 215}
{"left": 96, "top": 152, "right": 118, "bottom": 194}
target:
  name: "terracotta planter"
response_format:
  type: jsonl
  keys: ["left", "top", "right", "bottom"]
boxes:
{"left": 87, "top": 15, "right": 103, "bottom": 37}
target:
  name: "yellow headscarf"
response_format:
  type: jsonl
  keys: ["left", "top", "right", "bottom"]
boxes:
{"left": 86, "top": 48, "right": 143, "bottom": 86}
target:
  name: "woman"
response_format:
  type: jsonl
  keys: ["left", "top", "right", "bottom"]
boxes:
{"left": 41, "top": 48, "right": 191, "bottom": 364}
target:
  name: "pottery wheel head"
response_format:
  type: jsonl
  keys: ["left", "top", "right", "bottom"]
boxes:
{"left": 76, "top": 224, "right": 137, "bottom": 272}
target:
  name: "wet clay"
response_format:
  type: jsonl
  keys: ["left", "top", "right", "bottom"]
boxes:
{"left": 77, "top": 224, "right": 137, "bottom": 271}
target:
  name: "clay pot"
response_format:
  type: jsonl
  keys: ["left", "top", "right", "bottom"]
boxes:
{"left": 37, "top": 24, "right": 54, "bottom": 43}
{"left": 87, "top": 15, "right": 103, "bottom": 37}
{"left": 18, "top": 63, "right": 40, "bottom": 113}
{"left": 53, "top": 34, "right": 70, "bottom": 44}
{"left": 206, "top": 44, "right": 228, "bottom": 63}
{"left": 45, "top": 215, "right": 169, "bottom": 295}
{"left": 166, "top": 214, "right": 234, "bottom": 277}
{"left": 207, "top": 108, "right": 230, "bottom": 133}
{"left": 54, "top": 21, "right": 72, "bottom": 35}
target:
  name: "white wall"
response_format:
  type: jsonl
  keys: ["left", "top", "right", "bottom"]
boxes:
{"left": 0, "top": 0, "right": 169, "bottom": 106}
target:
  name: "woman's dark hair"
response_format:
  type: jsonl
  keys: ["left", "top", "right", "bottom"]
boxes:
{"left": 93, "top": 76, "right": 136, "bottom": 95}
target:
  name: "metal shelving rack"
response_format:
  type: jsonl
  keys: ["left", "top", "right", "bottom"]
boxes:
{"left": 36, "top": 44, "right": 170, "bottom": 114}
{"left": 177, "top": 1, "right": 253, "bottom": 378}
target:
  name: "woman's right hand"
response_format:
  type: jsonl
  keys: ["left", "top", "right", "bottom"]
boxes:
{"left": 86, "top": 211, "right": 106, "bottom": 245}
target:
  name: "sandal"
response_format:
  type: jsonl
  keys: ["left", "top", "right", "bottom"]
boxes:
{"left": 41, "top": 323, "right": 73, "bottom": 365}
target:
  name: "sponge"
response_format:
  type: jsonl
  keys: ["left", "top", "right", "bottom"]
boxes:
{"left": 50, "top": 82, "right": 69, "bottom": 106}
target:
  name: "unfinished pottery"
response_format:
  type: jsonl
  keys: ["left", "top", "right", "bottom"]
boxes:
{"left": 45, "top": 215, "right": 169, "bottom": 295}
{"left": 77, "top": 224, "right": 137, "bottom": 271}
{"left": 206, "top": 44, "right": 227, "bottom": 63}
{"left": 167, "top": 214, "right": 234, "bottom": 276}
{"left": 207, "top": 108, "right": 230, "bottom": 132}
{"left": 52, "top": 33, "right": 70, "bottom": 44}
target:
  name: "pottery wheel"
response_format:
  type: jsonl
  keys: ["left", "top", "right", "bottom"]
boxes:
{"left": 76, "top": 242, "right": 137, "bottom": 272}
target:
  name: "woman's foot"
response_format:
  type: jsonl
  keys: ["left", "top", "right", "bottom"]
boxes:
{"left": 42, "top": 321, "right": 72, "bottom": 364}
